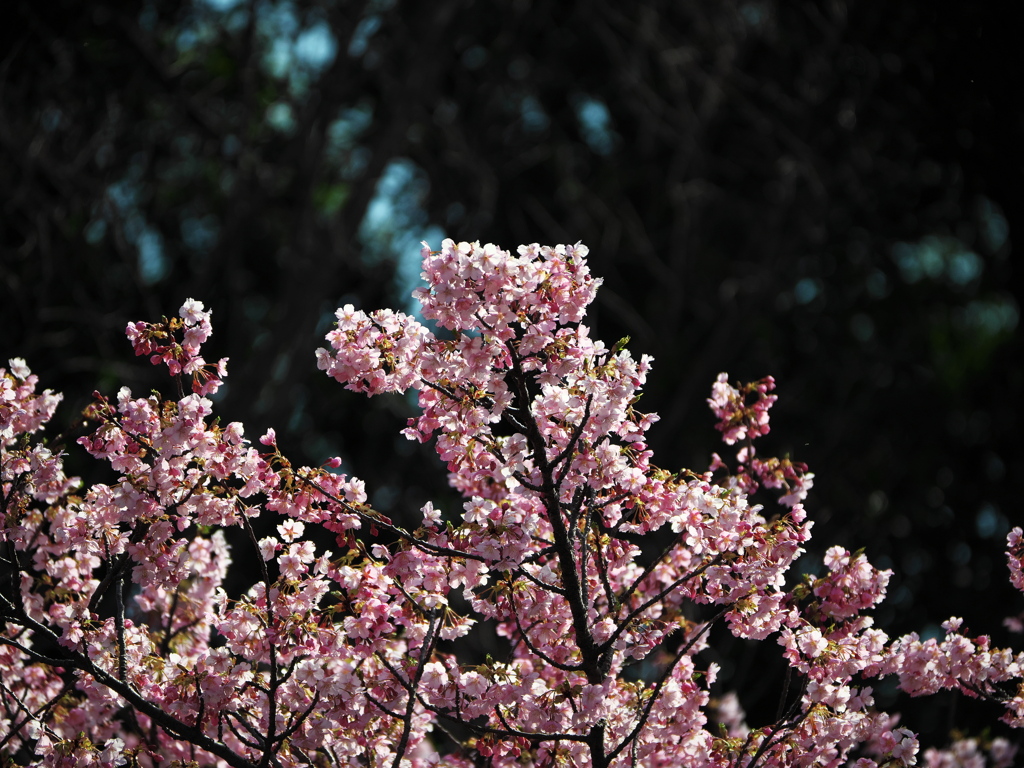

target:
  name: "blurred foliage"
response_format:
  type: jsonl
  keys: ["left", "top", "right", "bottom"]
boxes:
{"left": 2, "top": 0, "right": 1021, "bottom": 744}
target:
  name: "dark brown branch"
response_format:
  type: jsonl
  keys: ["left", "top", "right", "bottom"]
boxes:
{"left": 600, "top": 554, "right": 722, "bottom": 655}
{"left": 389, "top": 608, "right": 442, "bottom": 768}
{"left": 606, "top": 604, "right": 729, "bottom": 763}
{"left": 295, "top": 472, "right": 490, "bottom": 564}
{"left": 508, "top": 584, "right": 584, "bottom": 673}
{"left": 0, "top": 629, "right": 256, "bottom": 768}
{"left": 552, "top": 394, "right": 594, "bottom": 488}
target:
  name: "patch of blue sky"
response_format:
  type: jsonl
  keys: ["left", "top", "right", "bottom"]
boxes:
{"left": 181, "top": 214, "right": 220, "bottom": 253}
{"left": 176, "top": 24, "right": 212, "bottom": 53}
{"left": 978, "top": 196, "right": 1009, "bottom": 252}
{"left": 261, "top": 1, "right": 300, "bottom": 38}
{"left": 975, "top": 502, "right": 1008, "bottom": 539}
{"left": 348, "top": 15, "right": 381, "bottom": 57}
{"left": 359, "top": 159, "right": 447, "bottom": 316}
{"left": 255, "top": 2, "right": 337, "bottom": 93}
{"left": 102, "top": 162, "right": 170, "bottom": 285}
{"left": 947, "top": 249, "right": 983, "bottom": 285}
{"left": 187, "top": 0, "right": 249, "bottom": 35}
{"left": 520, "top": 94, "right": 549, "bottom": 133}
{"left": 327, "top": 103, "right": 374, "bottom": 158}
{"left": 793, "top": 277, "right": 821, "bottom": 304}
{"left": 266, "top": 101, "right": 296, "bottom": 133}
{"left": 264, "top": 34, "right": 295, "bottom": 80}
{"left": 84, "top": 218, "right": 107, "bottom": 245}
{"left": 955, "top": 296, "right": 1019, "bottom": 336}
{"left": 107, "top": 177, "right": 137, "bottom": 212}
{"left": 397, "top": 225, "right": 446, "bottom": 314}
{"left": 138, "top": 228, "right": 169, "bottom": 284}
{"left": 198, "top": 0, "right": 245, "bottom": 11}
{"left": 295, "top": 20, "right": 337, "bottom": 71}
{"left": 347, "top": 0, "right": 394, "bottom": 57}
{"left": 574, "top": 95, "right": 618, "bottom": 155}
{"left": 342, "top": 147, "right": 372, "bottom": 180}
{"left": 891, "top": 235, "right": 983, "bottom": 286}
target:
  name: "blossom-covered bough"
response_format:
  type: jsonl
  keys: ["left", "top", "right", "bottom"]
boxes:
{"left": 1, "top": 240, "right": 1022, "bottom": 767}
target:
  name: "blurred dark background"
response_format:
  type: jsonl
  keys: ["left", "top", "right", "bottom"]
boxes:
{"left": 3, "top": 0, "right": 1021, "bottom": 747}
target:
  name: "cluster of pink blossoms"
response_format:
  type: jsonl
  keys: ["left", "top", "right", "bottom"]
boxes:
{"left": 2, "top": 240, "right": 1023, "bottom": 768}
{"left": 125, "top": 299, "right": 228, "bottom": 396}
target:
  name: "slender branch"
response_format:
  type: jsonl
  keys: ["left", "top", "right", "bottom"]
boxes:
{"left": 565, "top": 485, "right": 589, "bottom": 540}
{"left": 511, "top": 469, "right": 546, "bottom": 493}
{"left": 516, "top": 562, "right": 567, "bottom": 597}
{"left": 0, "top": 625, "right": 257, "bottom": 768}
{"left": 745, "top": 705, "right": 814, "bottom": 768}
{"left": 506, "top": 341, "right": 601, "bottom": 686}
{"left": 520, "top": 542, "right": 559, "bottom": 567}
{"left": 576, "top": 490, "right": 594, "bottom": 619}
{"left": 552, "top": 394, "right": 593, "bottom": 487}
{"left": 595, "top": 492, "right": 631, "bottom": 510}
{"left": 88, "top": 520, "right": 152, "bottom": 613}
{"left": 195, "top": 688, "right": 207, "bottom": 734}
{"left": 504, "top": 342, "right": 553, "bottom": 477}
{"left": 428, "top": 695, "right": 592, "bottom": 745}
{"left": 729, "top": 726, "right": 761, "bottom": 768}
{"left": 388, "top": 608, "right": 441, "bottom": 768}
{"left": 485, "top": 704, "right": 590, "bottom": 744}
{"left": 616, "top": 527, "right": 687, "bottom": 605}
{"left": 776, "top": 666, "right": 793, "bottom": 722}
{"left": 295, "top": 473, "right": 489, "bottom": 563}
{"left": 88, "top": 477, "right": 202, "bottom": 613}
{"left": 223, "top": 710, "right": 265, "bottom": 751}
{"left": 363, "top": 688, "right": 403, "bottom": 719}
{"left": 508, "top": 584, "right": 584, "bottom": 672}
{"left": 240, "top": 513, "right": 278, "bottom": 768}
{"left": 114, "top": 566, "right": 128, "bottom": 682}
{"left": 159, "top": 585, "right": 183, "bottom": 656}
{"left": 593, "top": 517, "right": 619, "bottom": 611}
{"left": 418, "top": 377, "right": 460, "bottom": 402}
{"left": 277, "top": 691, "right": 320, "bottom": 743}
{"left": 600, "top": 555, "right": 722, "bottom": 655}
{"left": 0, "top": 676, "right": 75, "bottom": 752}
{"left": 606, "top": 605, "right": 730, "bottom": 763}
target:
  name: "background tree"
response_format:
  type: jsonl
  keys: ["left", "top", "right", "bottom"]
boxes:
{"left": 2, "top": 0, "right": 1021, "bottom": 744}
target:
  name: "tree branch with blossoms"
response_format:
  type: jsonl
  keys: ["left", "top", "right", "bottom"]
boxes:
{"left": 1, "top": 240, "right": 1023, "bottom": 767}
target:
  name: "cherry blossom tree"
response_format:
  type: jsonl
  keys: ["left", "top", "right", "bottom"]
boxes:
{"left": 2, "top": 240, "right": 1022, "bottom": 767}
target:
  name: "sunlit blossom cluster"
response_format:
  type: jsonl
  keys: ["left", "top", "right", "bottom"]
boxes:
{"left": 1009, "top": 527, "right": 1024, "bottom": 594}
{"left": 707, "top": 373, "right": 777, "bottom": 446}
{"left": 126, "top": 298, "right": 229, "bottom": 396}
{"left": 2, "top": 240, "right": 1022, "bottom": 767}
